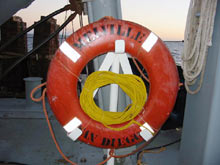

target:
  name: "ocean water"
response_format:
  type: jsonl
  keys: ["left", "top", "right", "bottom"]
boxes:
{"left": 27, "top": 34, "right": 183, "bottom": 66}
{"left": 165, "top": 41, "right": 183, "bottom": 66}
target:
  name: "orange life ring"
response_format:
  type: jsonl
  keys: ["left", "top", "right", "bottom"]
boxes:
{"left": 47, "top": 17, "right": 179, "bottom": 149}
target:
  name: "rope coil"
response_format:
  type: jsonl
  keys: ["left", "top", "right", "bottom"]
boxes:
{"left": 80, "top": 71, "right": 147, "bottom": 131}
{"left": 181, "top": 0, "right": 217, "bottom": 94}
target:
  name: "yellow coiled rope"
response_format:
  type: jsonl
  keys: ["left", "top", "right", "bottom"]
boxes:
{"left": 80, "top": 71, "right": 147, "bottom": 131}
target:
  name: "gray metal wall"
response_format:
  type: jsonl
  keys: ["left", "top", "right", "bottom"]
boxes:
{"left": 179, "top": 2, "right": 220, "bottom": 164}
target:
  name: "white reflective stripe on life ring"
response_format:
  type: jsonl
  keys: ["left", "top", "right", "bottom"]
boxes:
{"left": 60, "top": 41, "right": 81, "bottom": 63}
{"left": 63, "top": 117, "right": 82, "bottom": 133}
{"left": 142, "top": 32, "right": 158, "bottom": 52}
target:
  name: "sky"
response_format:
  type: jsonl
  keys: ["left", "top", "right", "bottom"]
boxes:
{"left": 16, "top": 0, "right": 190, "bottom": 41}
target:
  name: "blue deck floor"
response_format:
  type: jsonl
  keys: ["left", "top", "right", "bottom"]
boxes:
{"left": 0, "top": 98, "right": 181, "bottom": 165}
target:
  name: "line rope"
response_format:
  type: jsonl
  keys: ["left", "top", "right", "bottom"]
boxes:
{"left": 137, "top": 147, "right": 166, "bottom": 165}
{"left": 181, "top": 0, "right": 217, "bottom": 94}
{"left": 80, "top": 71, "right": 147, "bottom": 131}
{"left": 30, "top": 83, "right": 77, "bottom": 165}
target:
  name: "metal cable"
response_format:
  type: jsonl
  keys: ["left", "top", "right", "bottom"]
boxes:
{"left": 0, "top": 12, "right": 77, "bottom": 81}
{"left": 0, "top": 5, "right": 71, "bottom": 52}
{"left": 61, "top": 10, "right": 68, "bottom": 43}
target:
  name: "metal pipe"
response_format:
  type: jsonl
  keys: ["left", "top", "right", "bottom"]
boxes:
{"left": 85, "top": 1, "right": 123, "bottom": 164}
{"left": 87, "top": 1, "right": 94, "bottom": 23}
{"left": 23, "top": 77, "right": 42, "bottom": 108}
{"left": 107, "top": 54, "right": 120, "bottom": 165}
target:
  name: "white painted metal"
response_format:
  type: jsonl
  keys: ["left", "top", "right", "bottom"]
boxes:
{"left": 85, "top": 1, "right": 128, "bottom": 164}
{"left": 115, "top": 40, "right": 125, "bottom": 53}
{"left": 106, "top": 40, "right": 132, "bottom": 165}
{"left": 107, "top": 53, "right": 120, "bottom": 165}
{"left": 90, "top": 40, "right": 134, "bottom": 165}
{"left": 86, "top": 0, "right": 122, "bottom": 112}
{"left": 109, "top": 55, "right": 120, "bottom": 112}
{"left": 97, "top": 52, "right": 115, "bottom": 71}
{"left": 93, "top": 40, "right": 132, "bottom": 108}
{"left": 93, "top": 52, "right": 115, "bottom": 97}
{"left": 119, "top": 53, "right": 133, "bottom": 74}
